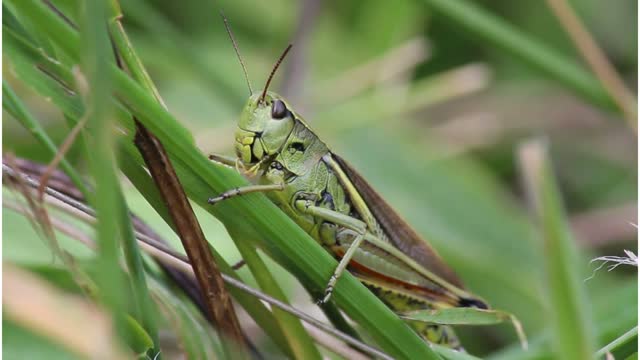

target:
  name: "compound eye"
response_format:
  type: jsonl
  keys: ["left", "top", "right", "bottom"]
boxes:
{"left": 271, "top": 99, "right": 288, "bottom": 120}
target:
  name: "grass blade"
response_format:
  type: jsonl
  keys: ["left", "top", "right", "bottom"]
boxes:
{"left": 402, "top": 308, "right": 527, "bottom": 349}
{"left": 3, "top": 81, "right": 88, "bottom": 197}
{"left": 77, "top": 0, "right": 130, "bottom": 343}
{"left": 418, "top": 0, "right": 618, "bottom": 114}
{"left": 518, "top": 139, "right": 596, "bottom": 359}
{"left": 230, "top": 228, "right": 322, "bottom": 359}
{"left": 595, "top": 326, "right": 637, "bottom": 359}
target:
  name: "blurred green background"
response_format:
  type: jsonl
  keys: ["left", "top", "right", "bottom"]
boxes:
{"left": 3, "top": 0, "right": 637, "bottom": 358}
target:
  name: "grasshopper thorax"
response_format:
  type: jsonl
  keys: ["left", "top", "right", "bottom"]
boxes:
{"left": 235, "top": 91, "right": 296, "bottom": 167}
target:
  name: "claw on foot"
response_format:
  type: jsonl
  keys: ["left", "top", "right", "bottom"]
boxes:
{"left": 234, "top": 158, "right": 246, "bottom": 174}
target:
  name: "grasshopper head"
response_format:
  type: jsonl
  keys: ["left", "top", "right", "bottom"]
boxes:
{"left": 235, "top": 91, "right": 295, "bottom": 166}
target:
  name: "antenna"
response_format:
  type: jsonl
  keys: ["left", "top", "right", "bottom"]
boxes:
{"left": 260, "top": 44, "right": 292, "bottom": 103}
{"left": 220, "top": 12, "right": 253, "bottom": 95}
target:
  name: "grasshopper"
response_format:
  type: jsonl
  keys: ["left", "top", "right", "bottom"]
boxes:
{"left": 209, "top": 24, "right": 488, "bottom": 348}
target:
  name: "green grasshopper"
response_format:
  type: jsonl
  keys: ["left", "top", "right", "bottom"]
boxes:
{"left": 209, "top": 24, "right": 488, "bottom": 348}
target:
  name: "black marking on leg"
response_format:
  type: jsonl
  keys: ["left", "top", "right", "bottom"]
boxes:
{"left": 231, "top": 259, "right": 246, "bottom": 270}
{"left": 325, "top": 285, "right": 334, "bottom": 294}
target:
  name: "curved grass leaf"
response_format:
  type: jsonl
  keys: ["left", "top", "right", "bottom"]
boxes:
{"left": 595, "top": 326, "right": 638, "bottom": 360}
{"left": 148, "top": 276, "right": 224, "bottom": 360}
{"left": 418, "top": 0, "right": 618, "bottom": 114}
{"left": 124, "top": 315, "right": 155, "bottom": 355}
{"left": 402, "top": 308, "right": 528, "bottom": 349}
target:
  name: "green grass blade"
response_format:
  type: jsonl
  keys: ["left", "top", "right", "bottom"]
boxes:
{"left": 119, "top": 0, "right": 245, "bottom": 108}
{"left": 123, "top": 314, "right": 155, "bottom": 354}
{"left": 77, "top": 0, "right": 127, "bottom": 332}
{"left": 78, "top": 0, "right": 158, "bottom": 353}
{"left": 106, "top": 0, "right": 166, "bottom": 107}
{"left": 5, "top": 1, "right": 80, "bottom": 60}
{"left": 418, "top": 0, "right": 618, "bottom": 113}
{"left": 489, "top": 279, "right": 637, "bottom": 360}
{"left": 115, "top": 192, "right": 160, "bottom": 355}
{"left": 148, "top": 276, "right": 224, "bottom": 359}
{"left": 2, "top": 80, "right": 88, "bottom": 196}
{"left": 518, "top": 139, "right": 596, "bottom": 359}
{"left": 595, "top": 326, "right": 637, "bottom": 359}
{"left": 230, "top": 228, "right": 322, "bottom": 360}
{"left": 402, "top": 308, "right": 527, "bottom": 349}
{"left": 403, "top": 307, "right": 514, "bottom": 326}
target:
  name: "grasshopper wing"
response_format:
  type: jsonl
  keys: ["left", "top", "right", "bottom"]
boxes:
{"left": 332, "top": 154, "right": 464, "bottom": 288}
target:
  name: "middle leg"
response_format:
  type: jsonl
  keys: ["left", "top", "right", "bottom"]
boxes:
{"left": 294, "top": 199, "right": 368, "bottom": 304}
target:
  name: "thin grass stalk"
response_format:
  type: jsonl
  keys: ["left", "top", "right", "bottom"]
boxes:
{"left": 518, "top": 139, "right": 596, "bottom": 359}
{"left": 419, "top": 0, "right": 618, "bottom": 114}
{"left": 2, "top": 81, "right": 88, "bottom": 197}
{"left": 230, "top": 229, "right": 323, "bottom": 359}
